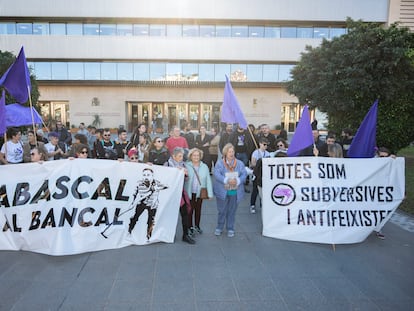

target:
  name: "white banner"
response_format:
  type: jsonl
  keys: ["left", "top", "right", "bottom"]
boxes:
{"left": 262, "top": 157, "right": 405, "bottom": 244}
{"left": 0, "top": 159, "right": 184, "bottom": 255}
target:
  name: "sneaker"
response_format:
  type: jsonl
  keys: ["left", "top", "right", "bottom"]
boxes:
{"left": 250, "top": 205, "right": 256, "bottom": 214}
{"left": 227, "top": 230, "right": 235, "bottom": 238}
{"left": 214, "top": 229, "right": 222, "bottom": 236}
{"left": 376, "top": 231, "right": 385, "bottom": 240}
{"left": 182, "top": 234, "right": 196, "bottom": 244}
{"left": 194, "top": 226, "right": 203, "bottom": 234}
{"left": 188, "top": 227, "right": 195, "bottom": 237}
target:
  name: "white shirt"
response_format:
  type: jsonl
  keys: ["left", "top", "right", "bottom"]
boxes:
{"left": 1, "top": 141, "right": 23, "bottom": 163}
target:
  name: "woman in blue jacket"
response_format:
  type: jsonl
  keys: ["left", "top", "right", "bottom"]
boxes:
{"left": 213, "top": 143, "right": 247, "bottom": 237}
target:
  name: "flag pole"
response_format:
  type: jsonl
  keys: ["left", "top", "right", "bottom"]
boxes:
{"left": 27, "top": 85, "right": 37, "bottom": 145}
{"left": 247, "top": 125, "right": 258, "bottom": 150}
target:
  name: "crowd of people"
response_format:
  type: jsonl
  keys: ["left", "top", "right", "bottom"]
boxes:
{"left": 0, "top": 120, "right": 393, "bottom": 242}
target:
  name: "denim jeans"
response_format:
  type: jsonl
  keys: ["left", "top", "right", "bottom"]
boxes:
{"left": 216, "top": 195, "right": 238, "bottom": 231}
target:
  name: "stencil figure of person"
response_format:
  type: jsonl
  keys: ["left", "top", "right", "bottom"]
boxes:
{"left": 128, "top": 168, "right": 168, "bottom": 240}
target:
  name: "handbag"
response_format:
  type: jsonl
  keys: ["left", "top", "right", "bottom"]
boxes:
{"left": 192, "top": 166, "right": 209, "bottom": 199}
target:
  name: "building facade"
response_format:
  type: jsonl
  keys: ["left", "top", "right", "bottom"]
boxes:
{"left": 0, "top": 0, "right": 410, "bottom": 132}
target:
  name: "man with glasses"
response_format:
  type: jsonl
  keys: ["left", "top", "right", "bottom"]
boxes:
{"left": 257, "top": 124, "right": 276, "bottom": 152}
{"left": 95, "top": 128, "right": 118, "bottom": 160}
{"left": 55, "top": 120, "right": 72, "bottom": 146}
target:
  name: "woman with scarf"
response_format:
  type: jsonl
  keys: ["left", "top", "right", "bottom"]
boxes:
{"left": 164, "top": 147, "right": 196, "bottom": 244}
{"left": 213, "top": 143, "right": 247, "bottom": 238}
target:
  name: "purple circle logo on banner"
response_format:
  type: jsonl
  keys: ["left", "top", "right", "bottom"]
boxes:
{"left": 271, "top": 183, "right": 296, "bottom": 206}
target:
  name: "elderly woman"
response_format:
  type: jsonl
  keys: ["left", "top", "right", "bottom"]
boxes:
{"left": 185, "top": 148, "right": 213, "bottom": 235}
{"left": 165, "top": 147, "right": 196, "bottom": 244}
{"left": 213, "top": 143, "right": 247, "bottom": 237}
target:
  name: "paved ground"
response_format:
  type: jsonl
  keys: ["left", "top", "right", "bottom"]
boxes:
{"left": 0, "top": 189, "right": 413, "bottom": 311}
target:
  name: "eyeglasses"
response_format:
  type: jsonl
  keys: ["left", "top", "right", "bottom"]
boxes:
{"left": 80, "top": 151, "right": 88, "bottom": 154}
{"left": 130, "top": 156, "right": 138, "bottom": 160}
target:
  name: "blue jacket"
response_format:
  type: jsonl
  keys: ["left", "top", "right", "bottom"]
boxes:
{"left": 185, "top": 161, "right": 214, "bottom": 199}
{"left": 213, "top": 158, "right": 247, "bottom": 203}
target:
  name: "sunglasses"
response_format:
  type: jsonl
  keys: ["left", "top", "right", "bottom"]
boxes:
{"left": 262, "top": 143, "right": 268, "bottom": 146}
{"left": 80, "top": 151, "right": 88, "bottom": 154}
{"left": 103, "top": 134, "right": 111, "bottom": 137}
{"left": 30, "top": 152, "right": 36, "bottom": 156}
{"left": 277, "top": 144, "right": 284, "bottom": 147}
{"left": 156, "top": 140, "right": 163, "bottom": 143}
{"left": 130, "top": 156, "right": 138, "bottom": 160}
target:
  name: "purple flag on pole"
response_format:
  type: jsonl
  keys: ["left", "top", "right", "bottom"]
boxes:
{"left": 287, "top": 105, "right": 314, "bottom": 157}
{"left": 221, "top": 75, "right": 248, "bottom": 129}
{"left": 0, "top": 90, "right": 6, "bottom": 135}
{"left": 4, "top": 103, "right": 43, "bottom": 128}
{"left": 0, "top": 47, "right": 31, "bottom": 104}
{"left": 347, "top": 100, "right": 378, "bottom": 158}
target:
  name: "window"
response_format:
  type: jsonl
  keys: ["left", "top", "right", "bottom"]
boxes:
{"left": 231, "top": 64, "right": 247, "bottom": 81}
{"left": 16, "top": 23, "right": 32, "bottom": 34}
{"left": 297, "top": 27, "right": 313, "bottom": 38}
{"left": 67, "top": 24, "right": 83, "bottom": 35}
{"left": 183, "top": 25, "right": 199, "bottom": 37}
{"left": 84, "top": 63, "right": 100, "bottom": 80}
{"left": 68, "top": 63, "right": 84, "bottom": 80}
{"left": 35, "top": 63, "right": 51, "bottom": 80}
{"left": 0, "top": 23, "right": 16, "bottom": 34}
{"left": 216, "top": 26, "right": 231, "bottom": 37}
{"left": 133, "top": 24, "right": 149, "bottom": 36}
{"left": 330, "top": 27, "right": 346, "bottom": 39}
{"left": 101, "top": 63, "right": 117, "bottom": 80}
{"left": 199, "top": 64, "right": 214, "bottom": 81}
{"left": 247, "top": 64, "right": 262, "bottom": 82}
{"left": 263, "top": 64, "right": 278, "bottom": 82}
{"left": 166, "top": 63, "right": 182, "bottom": 80}
{"left": 215, "top": 64, "right": 230, "bottom": 81}
{"left": 133, "top": 63, "right": 150, "bottom": 80}
{"left": 200, "top": 25, "right": 215, "bottom": 37}
{"left": 281, "top": 27, "right": 296, "bottom": 38}
{"left": 249, "top": 26, "right": 264, "bottom": 38}
{"left": 279, "top": 65, "right": 294, "bottom": 81}
{"left": 33, "top": 23, "right": 49, "bottom": 35}
{"left": 52, "top": 62, "right": 67, "bottom": 79}
{"left": 149, "top": 24, "right": 165, "bottom": 36}
{"left": 183, "top": 64, "right": 198, "bottom": 80}
{"left": 231, "top": 25, "right": 248, "bottom": 37}
{"left": 100, "top": 24, "right": 117, "bottom": 36}
{"left": 167, "top": 25, "right": 182, "bottom": 37}
{"left": 264, "top": 27, "right": 280, "bottom": 38}
{"left": 117, "top": 24, "right": 133, "bottom": 36}
{"left": 313, "top": 27, "right": 329, "bottom": 39}
{"left": 150, "top": 63, "right": 165, "bottom": 80}
{"left": 117, "top": 63, "right": 133, "bottom": 80}
{"left": 83, "top": 24, "right": 99, "bottom": 36}
{"left": 50, "top": 23, "right": 66, "bottom": 35}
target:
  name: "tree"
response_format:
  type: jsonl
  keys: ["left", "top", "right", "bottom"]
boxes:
{"left": 0, "top": 49, "right": 40, "bottom": 108}
{"left": 286, "top": 19, "right": 414, "bottom": 152}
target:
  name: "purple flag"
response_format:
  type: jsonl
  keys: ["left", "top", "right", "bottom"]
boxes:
{"left": 287, "top": 105, "right": 314, "bottom": 157}
{"left": 221, "top": 75, "right": 248, "bottom": 129}
{"left": 347, "top": 100, "right": 378, "bottom": 158}
{"left": 5, "top": 103, "right": 43, "bottom": 128}
{"left": 0, "top": 90, "right": 6, "bottom": 135}
{"left": 0, "top": 47, "right": 31, "bottom": 104}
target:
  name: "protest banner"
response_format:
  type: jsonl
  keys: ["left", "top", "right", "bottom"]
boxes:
{"left": 262, "top": 157, "right": 405, "bottom": 244}
{"left": 0, "top": 159, "right": 184, "bottom": 255}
